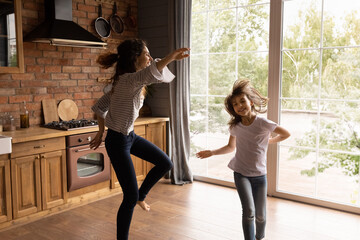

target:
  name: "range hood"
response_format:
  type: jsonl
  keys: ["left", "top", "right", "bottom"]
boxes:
{"left": 24, "top": 0, "right": 107, "bottom": 49}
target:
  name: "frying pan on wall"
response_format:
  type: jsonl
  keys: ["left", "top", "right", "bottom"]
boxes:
{"left": 109, "top": 2, "right": 124, "bottom": 34}
{"left": 124, "top": 4, "right": 137, "bottom": 29}
{"left": 95, "top": 4, "right": 111, "bottom": 38}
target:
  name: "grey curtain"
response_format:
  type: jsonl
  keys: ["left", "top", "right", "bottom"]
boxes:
{"left": 169, "top": 0, "right": 193, "bottom": 185}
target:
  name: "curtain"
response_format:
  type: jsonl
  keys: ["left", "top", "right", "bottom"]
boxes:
{"left": 168, "top": 0, "right": 193, "bottom": 185}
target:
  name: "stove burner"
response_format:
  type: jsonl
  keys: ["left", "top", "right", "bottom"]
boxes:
{"left": 43, "top": 119, "right": 98, "bottom": 131}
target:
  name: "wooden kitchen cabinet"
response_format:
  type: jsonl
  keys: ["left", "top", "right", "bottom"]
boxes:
{"left": 110, "top": 120, "right": 168, "bottom": 189}
{"left": 0, "top": 155, "right": 12, "bottom": 223}
{"left": 132, "top": 125, "right": 147, "bottom": 181}
{"left": 145, "top": 121, "right": 167, "bottom": 174}
{"left": 40, "top": 150, "right": 67, "bottom": 210}
{"left": 10, "top": 137, "right": 67, "bottom": 219}
{"left": 11, "top": 154, "right": 42, "bottom": 219}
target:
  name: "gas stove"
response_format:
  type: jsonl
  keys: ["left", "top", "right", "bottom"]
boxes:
{"left": 43, "top": 119, "right": 98, "bottom": 131}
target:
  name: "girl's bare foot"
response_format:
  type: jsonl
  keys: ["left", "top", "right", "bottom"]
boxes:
{"left": 137, "top": 201, "right": 150, "bottom": 211}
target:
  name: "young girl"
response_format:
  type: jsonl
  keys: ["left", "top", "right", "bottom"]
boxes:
{"left": 196, "top": 79, "right": 290, "bottom": 240}
{"left": 90, "top": 39, "right": 189, "bottom": 240}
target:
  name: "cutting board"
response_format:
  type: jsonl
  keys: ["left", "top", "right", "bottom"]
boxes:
{"left": 42, "top": 99, "right": 59, "bottom": 123}
{"left": 57, "top": 99, "right": 79, "bottom": 121}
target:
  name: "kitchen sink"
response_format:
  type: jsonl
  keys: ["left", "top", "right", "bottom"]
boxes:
{"left": 0, "top": 135, "right": 12, "bottom": 154}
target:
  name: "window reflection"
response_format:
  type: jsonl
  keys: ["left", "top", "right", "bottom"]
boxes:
{"left": 0, "top": 0, "right": 17, "bottom": 67}
{"left": 77, "top": 153, "right": 105, "bottom": 177}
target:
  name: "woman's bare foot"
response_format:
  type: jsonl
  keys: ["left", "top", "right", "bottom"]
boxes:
{"left": 137, "top": 201, "right": 150, "bottom": 211}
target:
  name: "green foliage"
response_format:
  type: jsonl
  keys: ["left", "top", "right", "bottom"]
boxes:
{"left": 289, "top": 118, "right": 360, "bottom": 179}
{"left": 190, "top": 1, "right": 270, "bottom": 139}
{"left": 282, "top": 2, "right": 360, "bottom": 100}
{"left": 9, "top": 53, "right": 17, "bottom": 67}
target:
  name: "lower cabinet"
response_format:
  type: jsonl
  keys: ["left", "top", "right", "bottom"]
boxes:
{"left": 1, "top": 119, "right": 167, "bottom": 228}
{"left": 132, "top": 125, "right": 147, "bottom": 181}
{"left": 145, "top": 121, "right": 167, "bottom": 174}
{"left": 10, "top": 137, "right": 67, "bottom": 219}
{"left": 11, "top": 154, "right": 42, "bottom": 219}
{"left": 0, "top": 155, "right": 12, "bottom": 223}
{"left": 110, "top": 121, "right": 168, "bottom": 188}
{"left": 40, "top": 150, "right": 67, "bottom": 210}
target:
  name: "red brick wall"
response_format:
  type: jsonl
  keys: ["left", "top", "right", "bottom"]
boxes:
{"left": 0, "top": 0, "right": 138, "bottom": 127}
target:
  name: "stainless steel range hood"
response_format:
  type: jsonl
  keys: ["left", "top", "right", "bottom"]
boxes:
{"left": 24, "top": 0, "right": 107, "bottom": 49}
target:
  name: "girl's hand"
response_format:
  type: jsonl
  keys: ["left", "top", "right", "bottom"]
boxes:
{"left": 269, "top": 126, "right": 290, "bottom": 144}
{"left": 196, "top": 150, "right": 213, "bottom": 159}
{"left": 90, "top": 132, "right": 103, "bottom": 150}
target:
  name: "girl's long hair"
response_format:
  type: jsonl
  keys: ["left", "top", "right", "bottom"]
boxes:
{"left": 96, "top": 39, "right": 146, "bottom": 93}
{"left": 224, "top": 79, "right": 269, "bottom": 128}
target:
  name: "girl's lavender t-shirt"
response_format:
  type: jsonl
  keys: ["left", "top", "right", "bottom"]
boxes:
{"left": 228, "top": 116, "right": 277, "bottom": 177}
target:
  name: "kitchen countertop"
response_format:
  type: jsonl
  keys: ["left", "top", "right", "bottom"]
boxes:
{"left": 1, "top": 117, "right": 169, "bottom": 144}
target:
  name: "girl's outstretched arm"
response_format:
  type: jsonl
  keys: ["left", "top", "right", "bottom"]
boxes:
{"left": 269, "top": 126, "right": 290, "bottom": 144}
{"left": 196, "top": 135, "right": 236, "bottom": 159}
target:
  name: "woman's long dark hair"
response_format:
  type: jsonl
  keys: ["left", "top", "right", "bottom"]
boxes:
{"left": 96, "top": 39, "right": 146, "bottom": 89}
{"left": 225, "top": 79, "right": 269, "bottom": 128}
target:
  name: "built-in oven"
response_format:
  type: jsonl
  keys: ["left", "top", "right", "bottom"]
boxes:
{"left": 66, "top": 131, "right": 110, "bottom": 191}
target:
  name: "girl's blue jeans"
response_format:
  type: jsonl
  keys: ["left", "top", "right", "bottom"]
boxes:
{"left": 105, "top": 129, "right": 173, "bottom": 240}
{"left": 234, "top": 172, "right": 267, "bottom": 240}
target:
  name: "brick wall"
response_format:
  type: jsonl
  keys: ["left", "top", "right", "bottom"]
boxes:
{"left": 0, "top": 0, "right": 138, "bottom": 127}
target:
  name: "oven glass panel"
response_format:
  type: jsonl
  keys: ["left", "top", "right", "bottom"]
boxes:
{"left": 77, "top": 153, "right": 104, "bottom": 177}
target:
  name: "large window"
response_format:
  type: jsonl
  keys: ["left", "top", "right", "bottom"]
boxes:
{"left": 190, "top": 0, "right": 270, "bottom": 183}
{"left": 190, "top": 0, "right": 360, "bottom": 213}
{"left": 276, "top": 0, "right": 360, "bottom": 210}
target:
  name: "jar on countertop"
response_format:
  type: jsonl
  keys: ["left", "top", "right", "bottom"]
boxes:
{"left": 20, "top": 101, "right": 30, "bottom": 128}
{"left": 3, "top": 112, "right": 16, "bottom": 131}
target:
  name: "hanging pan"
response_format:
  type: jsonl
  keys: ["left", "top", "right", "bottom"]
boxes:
{"left": 124, "top": 4, "right": 137, "bottom": 29}
{"left": 95, "top": 4, "right": 111, "bottom": 38}
{"left": 109, "top": 2, "right": 124, "bottom": 34}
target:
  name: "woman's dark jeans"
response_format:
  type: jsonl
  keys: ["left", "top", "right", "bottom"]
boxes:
{"left": 234, "top": 172, "right": 267, "bottom": 240}
{"left": 105, "top": 129, "right": 173, "bottom": 240}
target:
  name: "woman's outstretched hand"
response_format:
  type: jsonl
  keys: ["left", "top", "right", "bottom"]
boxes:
{"left": 196, "top": 150, "right": 213, "bottom": 159}
{"left": 169, "top": 48, "right": 190, "bottom": 61}
{"left": 156, "top": 47, "right": 190, "bottom": 72}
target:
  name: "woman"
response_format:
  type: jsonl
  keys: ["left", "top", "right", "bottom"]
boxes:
{"left": 90, "top": 39, "right": 189, "bottom": 240}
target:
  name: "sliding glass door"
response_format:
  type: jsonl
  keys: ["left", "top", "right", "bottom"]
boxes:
{"left": 190, "top": 0, "right": 270, "bottom": 183}
{"left": 190, "top": 0, "right": 360, "bottom": 213}
{"left": 274, "top": 0, "right": 360, "bottom": 211}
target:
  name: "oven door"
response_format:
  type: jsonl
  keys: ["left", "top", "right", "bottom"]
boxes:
{"left": 67, "top": 142, "right": 110, "bottom": 191}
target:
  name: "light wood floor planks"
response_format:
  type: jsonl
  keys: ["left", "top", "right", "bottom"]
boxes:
{"left": 0, "top": 180, "right": 359, "bottom": 240}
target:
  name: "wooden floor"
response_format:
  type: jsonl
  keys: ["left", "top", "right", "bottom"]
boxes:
{"left": 0, "top": 180, "right": 359, "bottom": 240}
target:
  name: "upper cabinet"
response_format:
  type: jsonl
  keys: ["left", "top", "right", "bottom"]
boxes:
{"left": 0, "top": 0, "right": 24, "bottom": 73}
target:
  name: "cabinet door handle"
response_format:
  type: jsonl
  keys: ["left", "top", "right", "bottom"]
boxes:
{"left": 34, "top": 145, "right": 45, "bottom": 149}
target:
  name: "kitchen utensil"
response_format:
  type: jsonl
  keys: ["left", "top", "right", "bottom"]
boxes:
{"left": 109, "top": 2, "right": 124, "bottom": 34}
{"left": 124, "top": 4, "right": 137, "bottom": 28}
{"left": 95, "top": 4, "right": 111, "bottom": 38}
{"left": 57, "top": 99, "right": 79, "bottom": 121}
{"left": 42, "top": 99, "right": 59, "bottom": 123}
